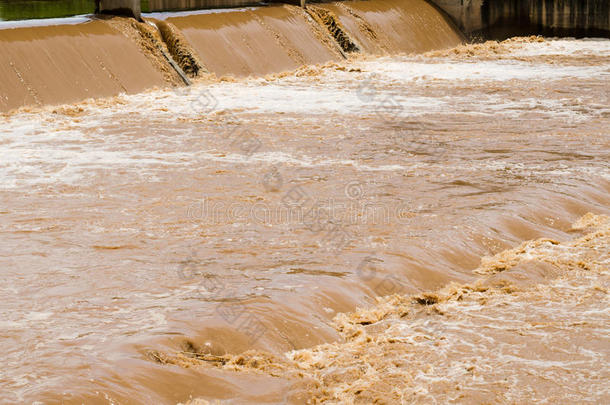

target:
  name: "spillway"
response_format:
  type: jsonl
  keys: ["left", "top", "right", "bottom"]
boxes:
{"left": 0, "top": 1, "right": 609, "bottom": 404}
{"left": 0, "top": 0, "right": 466, "bottom": 111}
{"left": 1, "top": 0, "right": 608, "bottom": 112}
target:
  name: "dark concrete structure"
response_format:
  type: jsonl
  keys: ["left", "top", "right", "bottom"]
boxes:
{"left": 95, "top": 0, "right": 610, "bottom": 39}
{"left": 98, "top": 0, "right": 141, "bottom": 19}
{"left": 146, "top": 0, "right": 263, "bottom": 11}
{"left": 429, "top": 0, "right": 610, "bottom": 39}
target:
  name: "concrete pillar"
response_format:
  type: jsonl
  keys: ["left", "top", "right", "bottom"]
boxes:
{"left": 427, "top": 0, "right": 609, "bottom": 39}
{"left": 98, "top": 0, "right": 141, "bottom": 20}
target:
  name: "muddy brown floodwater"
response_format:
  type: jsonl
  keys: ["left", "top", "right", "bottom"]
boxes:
{"left": 0, "top": 37, "right": 609, "bottom": 404}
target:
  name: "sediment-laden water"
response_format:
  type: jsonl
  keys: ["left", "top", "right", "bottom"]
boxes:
{"left": 0, "top": 35, "right": 609, "bottom": 404}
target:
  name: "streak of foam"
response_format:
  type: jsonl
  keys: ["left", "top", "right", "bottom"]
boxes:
{"left": 509, "top": 38, "right": 610, "bottom": 57}
{"left": 424, "top": 36, "right": 610, "bottom": 59}
{"left": 359, "top": 58, "right": 610, "bottom": 83}
{"left": 0, "top": 15, "right": 91, "bottom": 29}
{"left": 4, "top": 118, "right": 606, "bottom": 190}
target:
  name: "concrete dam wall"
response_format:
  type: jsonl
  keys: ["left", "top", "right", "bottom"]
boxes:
{"left": 0, "top": 0, "right": 463, "bottom": 112}
{"left": 429, "top": 0, "right": 610, "bottom": 39}
{"left": 1, "top": 0, "right": 608, "bottom": 112}
{"left": 96, "top": 0, "right": 610, "bottom": 39}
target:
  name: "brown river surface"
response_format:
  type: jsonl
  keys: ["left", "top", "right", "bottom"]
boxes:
{"left": 0, "top": 37, "right": 609, "bottom": 404}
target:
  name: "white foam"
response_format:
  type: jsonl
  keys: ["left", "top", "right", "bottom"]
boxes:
{"left": 0, "top": 15, "right": 91, "bottom": 30}
{"left": 144, "top": 7, "right": 258, "bottom": 20}
{"left": 509, "top": 38, "right": 610, "bottom": 57}
{"left": 364, "top": 58, "right": 610, "bottom": 82}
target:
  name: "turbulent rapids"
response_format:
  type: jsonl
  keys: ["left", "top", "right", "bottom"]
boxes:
{"left": 0, "top": 1, "right": 609, "bottom": 404}
{"left": 156, "top": 213, "right": 610, "bottom": 404}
